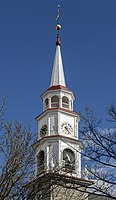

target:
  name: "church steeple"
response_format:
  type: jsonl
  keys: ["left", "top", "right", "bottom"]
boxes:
{"left": 32, "top": 6, "right": 93, "bottom": 199}
{"left": 50, "top": 34, "right": 66, "bottom": 87}
{"left": 35, "top": 5, "right": 82, "bottom": 180}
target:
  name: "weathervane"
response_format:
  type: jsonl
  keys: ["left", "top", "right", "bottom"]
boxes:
{"left": 56, "top": 4, "right": 60, "bottom": 23}
{"left": 55, "top": 4, "right": 61, "bottom": 46}
{"left": 56, "top": 4, "right": 61, "bottom": 35}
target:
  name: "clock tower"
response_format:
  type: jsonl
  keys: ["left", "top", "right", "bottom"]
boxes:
{"left": 32, "top": 10, "right": 93, "bottom": 200}
{"left": 34, "top": 30, "right": 82, "bottom": 177}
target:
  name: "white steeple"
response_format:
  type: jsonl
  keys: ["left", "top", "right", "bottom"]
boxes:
{"left": 50, "top": 35, "right": 66, "bottom": 87}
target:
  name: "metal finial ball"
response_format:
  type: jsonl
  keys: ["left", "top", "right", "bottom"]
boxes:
{"left": 56, "top": 24, "right": 61, "bottom": 30}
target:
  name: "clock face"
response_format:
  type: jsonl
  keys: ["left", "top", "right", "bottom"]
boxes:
{"left": 40, "top": 124, "right": 47, "bottom": 138}
{"left": 61, "top": 122, "right": 73, "bottom": 135}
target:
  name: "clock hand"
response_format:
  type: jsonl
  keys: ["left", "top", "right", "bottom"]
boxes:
{"left": 64, "top": 126, "right": 70, "bottom": 134}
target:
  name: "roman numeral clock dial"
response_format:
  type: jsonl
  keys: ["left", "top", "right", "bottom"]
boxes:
{"left": 40, "top": 124, "right": 47, "bottom": 138}
{"left": 61, "top": 122, "right": 73, "bottom": 135}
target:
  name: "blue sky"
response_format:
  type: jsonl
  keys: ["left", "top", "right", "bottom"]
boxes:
{"left": 0, "top": 0, "right": 116, "bottom": 133}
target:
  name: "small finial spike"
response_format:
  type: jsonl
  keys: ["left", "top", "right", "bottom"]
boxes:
{"left": 56, "top": 35, "right": 61, "bottom": 46}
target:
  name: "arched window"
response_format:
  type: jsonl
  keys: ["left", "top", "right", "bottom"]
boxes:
{"left": 62, "top": 96, "right": 69, "bottom": 109}
{"left": 51, "top": 96, "right": 59, "bottom": 108}
{"left": 63, "top": 149, "right": 75, "bottom": 172}
{"left": 37, "top": 150, "right": 45, "bottom": 174}
{"left": 45, "top": 98, "right": 48, "bottom": 109}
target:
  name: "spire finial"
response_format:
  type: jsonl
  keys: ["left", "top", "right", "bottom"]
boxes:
{"left": 55, "top": 4, "right": 61, "bottom": 46}
{"left": 50, "top": 5, "right": 66, "bottom": 87}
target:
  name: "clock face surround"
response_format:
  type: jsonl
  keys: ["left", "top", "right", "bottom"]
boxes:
{"left": 61, "top": 122, "right": 73, "bottom": 134}
{"left": 40, "top": 124, "right": 47, "bottom": 138}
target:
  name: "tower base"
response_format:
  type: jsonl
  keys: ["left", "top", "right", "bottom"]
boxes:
{"left": 27, "top": 172, "right": 93, "bottom": 200}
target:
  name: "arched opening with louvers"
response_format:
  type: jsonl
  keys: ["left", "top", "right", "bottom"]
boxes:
{"left": 37, "top": 150, "right": 45, "bottom": 174}
{"left": 62, "top": 96, "right": 69, "bottom": 109}
{"left": 63, "top": 149, "right": 75, "bottom": 172}
{"left": 51, "top": 95, "right": 59, "bottom": 108}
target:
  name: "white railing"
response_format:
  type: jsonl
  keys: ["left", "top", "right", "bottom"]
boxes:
{"left": 62, "top": 102, "right": 69, "bottom": 109}
{"left": 51, "top": 102, "right": 59, "bottom": 108}
{"left": 62, "top": 160, "right": 75, "bottom": 173}
{"left": 45, "top": 105, "right": 49, "bottom": 110}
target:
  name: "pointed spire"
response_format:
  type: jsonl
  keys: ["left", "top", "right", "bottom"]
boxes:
{"left": 50, "top": 39, "right": 66, "bottom": 87}
{"left": 50, "top": 5, "right": 66, "bottom": 87}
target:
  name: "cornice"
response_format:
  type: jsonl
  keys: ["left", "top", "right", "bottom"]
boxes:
{"left": 33, "top": 134, "right": 84, "bottom": 150}
{"left": 40, "top": 85, "right": 75, "bottom": 100}
{"left": 35, "top": 107, "right": 80, "bottom": 121}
